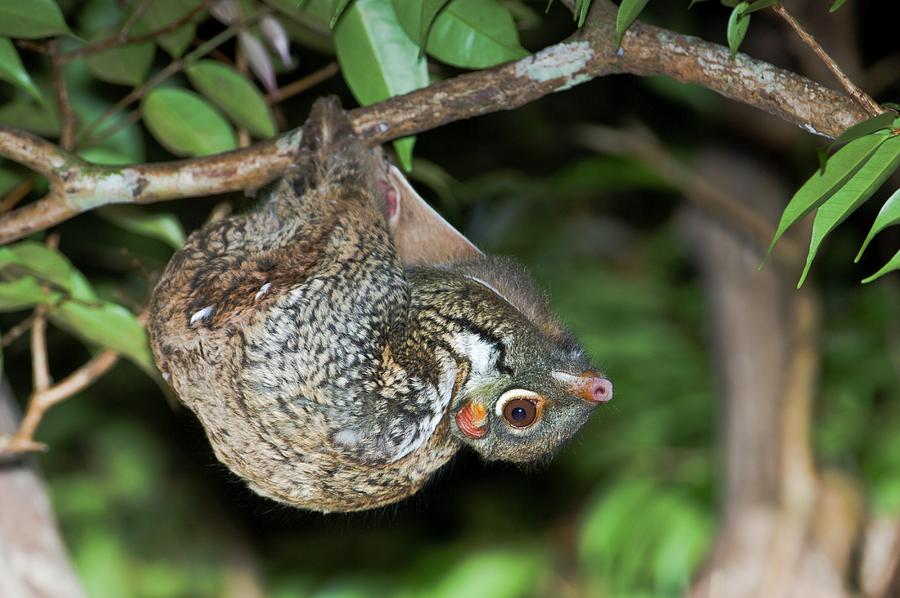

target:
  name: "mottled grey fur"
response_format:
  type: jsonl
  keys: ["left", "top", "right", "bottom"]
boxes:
{"left": 149, "top": 98, "right": 607, "bottom": 512}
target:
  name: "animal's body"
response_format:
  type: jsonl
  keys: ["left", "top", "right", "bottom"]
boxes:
{"left": 149, "top": 98, "right": 612, "bottom": 512}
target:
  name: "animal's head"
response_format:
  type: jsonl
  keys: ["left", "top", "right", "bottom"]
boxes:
{"left": 385, "top": 164, "right": 611, "bottom": 464}
{"left": 420, "top": 257, "right": 613, "bottom": 463}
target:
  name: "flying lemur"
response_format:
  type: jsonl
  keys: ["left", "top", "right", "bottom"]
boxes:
{"left": 149, "top": 97, "right": 612, "bottom": 513}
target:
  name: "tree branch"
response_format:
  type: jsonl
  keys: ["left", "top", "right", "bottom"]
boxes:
{"left": 61, "top": 0, "right": 209, "bottom": 61}
{"left": 771, "top": 3, "right": 881, "bottom": 118}
{"left": 0, "top": 0, "right": 873, "bottom": 245}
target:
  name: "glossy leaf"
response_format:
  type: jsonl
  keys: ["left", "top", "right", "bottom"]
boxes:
{"left": 334, "top": 0, "right": 428, "bottom": 170}
{"left": 616, "top": 0, "right": 650, "bottom": 48}
{"left": 413, "top": 0, "right": 451, "bottom": 50}
{"left": 85, "top": 33, "right": 155, "bottom": 86}
{"left": 726, "top": 2, "right": 750, "bottom": 58}
{"left": 393, "top": 0, "right": 527, "bottom": 69}
{"left": 856, "top": 188, "right": 900, "bottom": 261}
{"left": 98, "top": 206, "right": 186, "bottom": 251}
{"left": 0, "top": 276, "right": 59, "bottom": 311}
{"left": 862, "top": 249, "right": 900, "bottom": 283}
{"left": 0, "top": 37, "right": 41, "bottom": 101}
{"left": 0, "top": 241, "right": 96, "bottom": 302}
{"left": 766, "top": 131, "right": 889, "bottom": 258}
{"left": 137, "top": 0, "right": 203, "bottom": 58}
{"left": 818, "top": 112, "right": 896, "bottom": 172}
{"left": 798, "top": 134, "right": 900, "bottom": 286}
{"left": 330, "top": 0, "right": 354, "bottom": 27}
{"left": 142, "top": 88, "right": 237, "bottom": 157}
{"left": 186, "top": 60, "right": 276, "bottom": 138}
{"left": 830, "top": 0, "right": 847, "bottom": 12}
{"left": 0, "top": 0, "right": 72, "bottom": 38}
{"left": 52, "top": 300, "right": 154, "bottom": 374}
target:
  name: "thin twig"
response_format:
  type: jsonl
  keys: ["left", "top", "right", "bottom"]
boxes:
{"left": 1, "top": 314, "right": 36, "bottom": 347}
{"left": 267, "top": 62, "right": 340, "bottom": 105}
{"left": 62, "top": 0, "right": 210, "bottom": 61}
{"left": 77, "top": 18, "right": 257, "bottom": 147}
{"left": 1, "top": 350, "right": 120, "bottom": 455}
{"left": 0, "top": 301, "right": 142, "bottom": 455}
{"left": 49, "top": 42, "right": 77, "bottom": 150}
{"left": 14, "top": 40, "right": 50, "bottom": 54}
{"left": 30, "top": 310, "right": 51, "bottom": 393}
{"left": 80, "top": 108, "right": 142, "bottom": 152}
{"left": 772, "top": 3, "right": 881, "bottom": 117}
{"left": 235, "top": 47, "right": 252, "bottom": 147}
{"left": 39, "top": 350, "right": 120, "bottom": 409}
{"left": 0, "top": 179, "right": 33, "bottom": 213}
{"left": 120, "top": 0, "right": 155, "bottom": 39}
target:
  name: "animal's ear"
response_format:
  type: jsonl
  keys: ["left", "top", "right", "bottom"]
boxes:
{"left": 385, "top": 165, "right": 483, "bottom": 267}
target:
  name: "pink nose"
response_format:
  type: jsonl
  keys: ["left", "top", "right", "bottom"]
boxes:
{"left": 588, "top": 377, "right": 613, "bottom": 403}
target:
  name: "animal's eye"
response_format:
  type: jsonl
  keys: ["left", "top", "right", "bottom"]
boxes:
{"left": 503, "top": 398, "right": 539, "bottom": 428}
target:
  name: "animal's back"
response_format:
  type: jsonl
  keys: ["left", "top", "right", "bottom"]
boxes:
{"left": 148, "top": 99, "right": 458, "bottom": 511}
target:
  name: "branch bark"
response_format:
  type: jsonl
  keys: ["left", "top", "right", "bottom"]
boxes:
{"left": 0, "top": 0, "right": 873, "bottom": 245}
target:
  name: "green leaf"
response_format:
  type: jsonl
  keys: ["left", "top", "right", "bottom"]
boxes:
{"left": 829, "top": 0, "right": 847, "bottom": 12}
{"left": 0, "top": 98, "right": 60, "bottom": 136}
{"left": 798, "top": 134, "right": 900, "bottom": 286}
{"left": 574, "top": 0, "right": 592, "bottom": 27}
{"left": 0, "top": 0, "right": 72, "bottom": 39}
{"left": 142, "top": 88, "right": 237, "bottom": 157}
{"left": 766, "top": 131, "right": 889, "bottom": 258}
{"left": 393, "top": 137, "right": 416, "bottom": 172}
{"left": 862, "top": 249, "right": 900, "bottom": 283}
{"left": 185, "top": 60, "right": 276, "bottom": 138}
{"left": 857, "top": 188, "right": 900, "bottom": 261}
{"left": 615, "top": 0, "right": 649, "bottom": 48}
{"left": 97, "top": 206, "right": 186, "bottom": 251}
{"left": 0, "top": 37, "right": 42, "bottom": 101}
{"left": 78, "top": 147, "right": 133, "bottom": 165}
{"left": 0, "top": 241, "right": 96, "bottom": 302}
{"left": 85, "top": 32, "right": 156, "bottom": 86}
{"left": 743, "top": 0, "right": 777, "bottom": 13}
{"left": 393, "top": 0, "right": 527, "bottom": 69}
{"left": 330, "top": 0, "right": 354, "bottom": 27}
{"left": 334, "top": 0, "right": 428, "bottom": 170}
{"left": 136, "top": 0, "right": 203, "bottom": 58}
{"left": 416, "top": 0, "right": 452, "bottom": 50}
{"left": 726, "top": 2, "right": 750, "bottom": 58}
{"left": 429, "top": 550, "right": 547, "bottom": 598}
{"left": 818, "top": 112, "right": 897, "bottom": 172}
{"left": 0, "top": 276, "right": 60, "bottom": 311}
{"left": 51, "top": 300, "right": 154, "bottom": 374}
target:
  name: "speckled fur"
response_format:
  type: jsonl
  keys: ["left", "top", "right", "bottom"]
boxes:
{"left": 149, "top": 98, "right": 605, "bottom": 512}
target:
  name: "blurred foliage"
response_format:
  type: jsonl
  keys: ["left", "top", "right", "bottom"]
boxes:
{"left": 0, "top": 0, "right": 898, "bottom": 597}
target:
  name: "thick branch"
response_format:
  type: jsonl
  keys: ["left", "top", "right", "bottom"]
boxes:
{"left": 0, "top": 1, "right": 872, "bottom": 245}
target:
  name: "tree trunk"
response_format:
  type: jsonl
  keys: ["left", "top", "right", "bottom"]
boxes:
{"left": 0, "top": 380, "right": 85, "bottom": 598}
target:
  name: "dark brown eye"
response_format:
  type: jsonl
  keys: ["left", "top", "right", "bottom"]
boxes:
{"left": 503, "top": 398, "right": 539, "bottom": 428}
